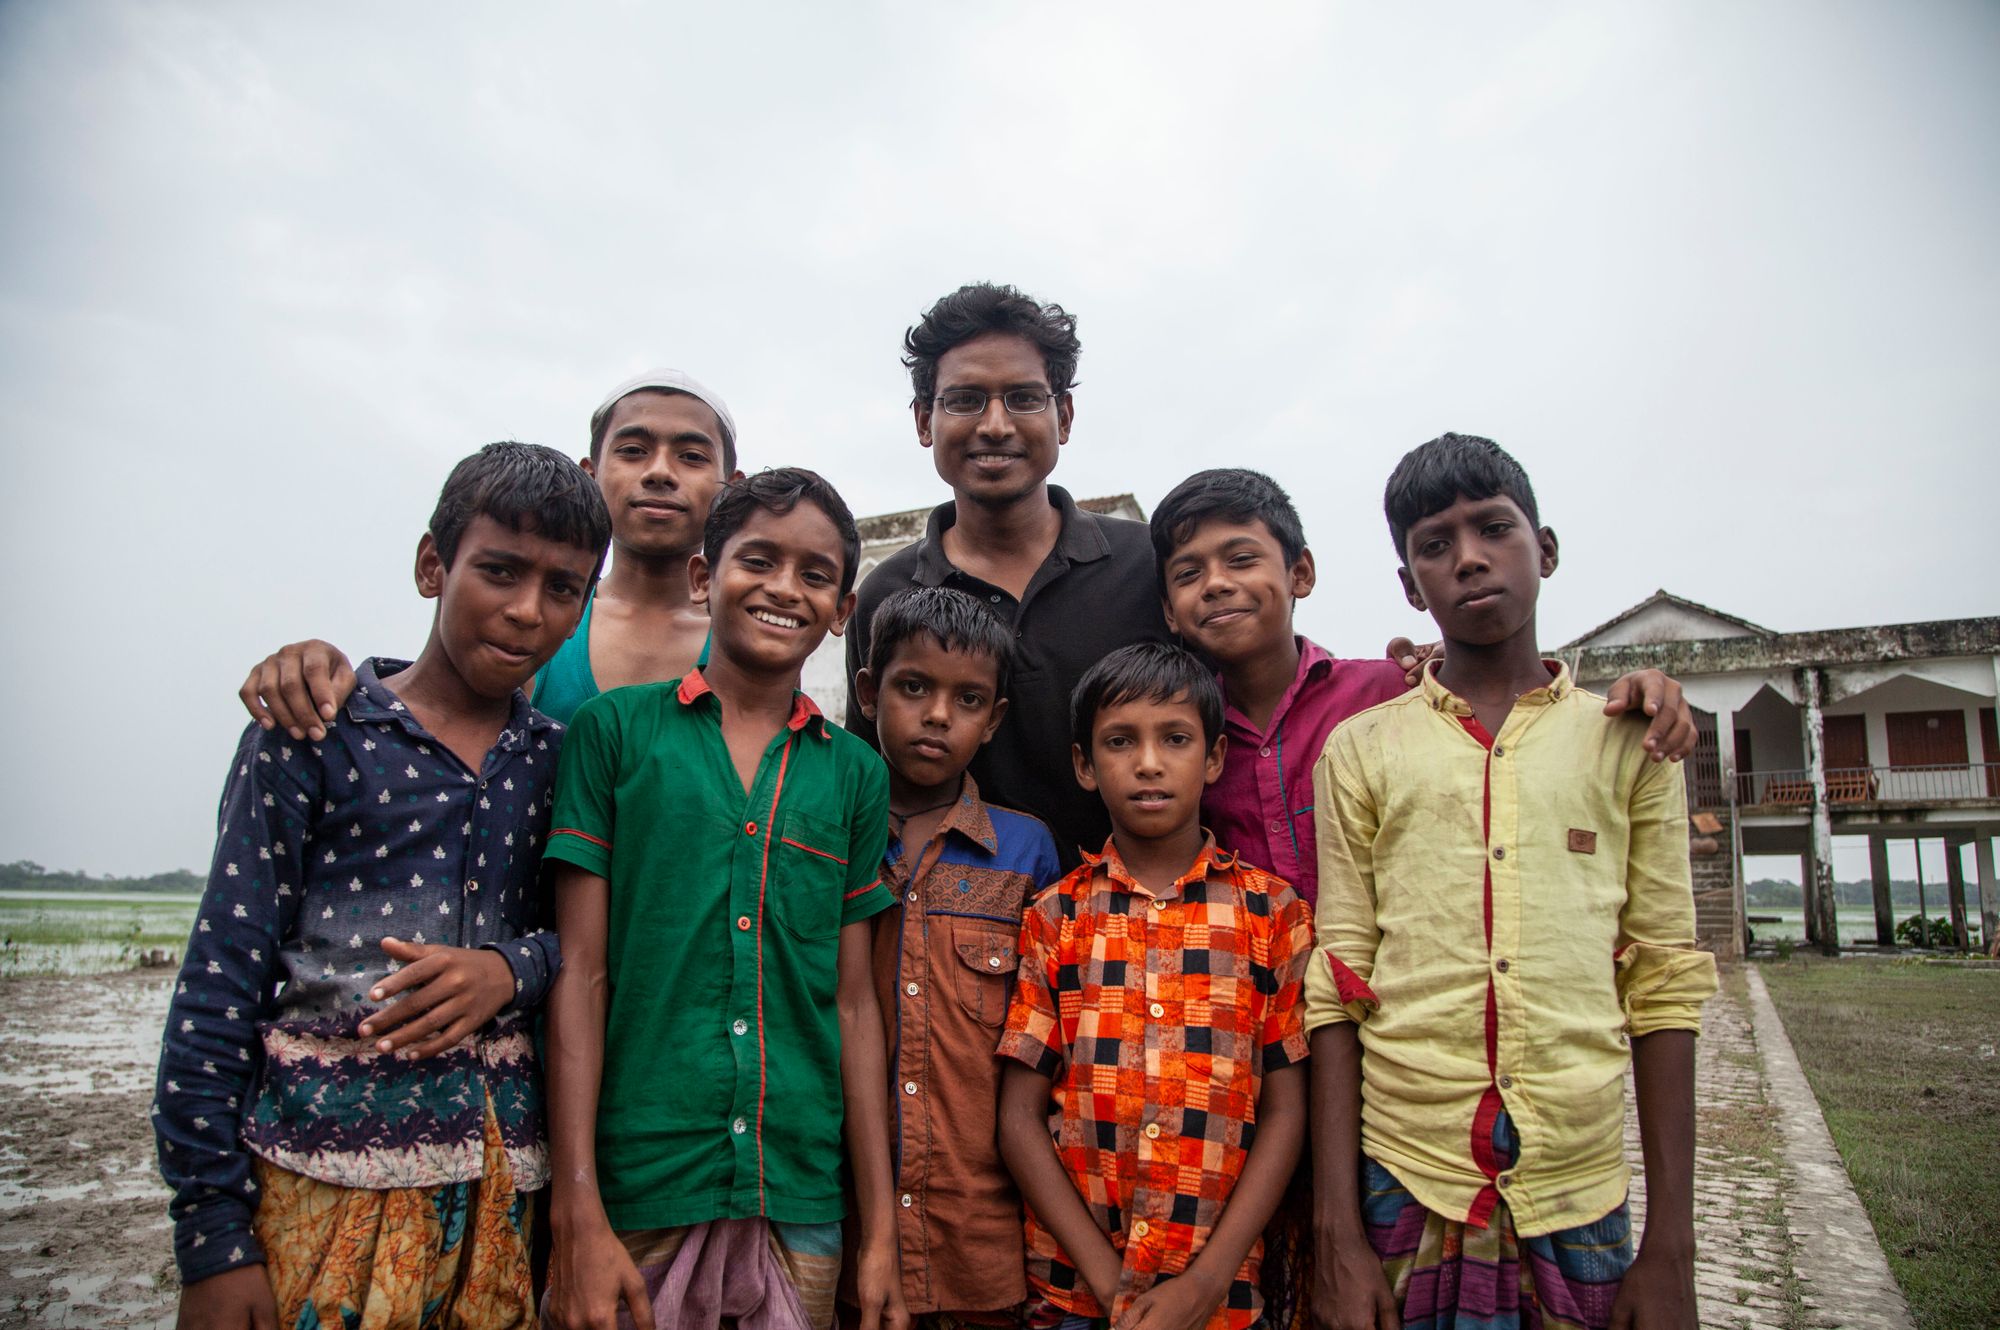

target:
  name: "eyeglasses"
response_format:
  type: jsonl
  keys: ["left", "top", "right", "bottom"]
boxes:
{"left": 933, "top": 388, "right": 1063, "bottom": 416}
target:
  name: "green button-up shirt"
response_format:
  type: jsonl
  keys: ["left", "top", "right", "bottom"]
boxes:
{"left": 546, "top": 669, "right": 894, "bottom": 1229}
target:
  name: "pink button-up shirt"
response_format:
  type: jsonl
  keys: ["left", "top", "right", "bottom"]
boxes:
{"left": 1202, "top": 637, "right": 1409, "bottom": 906}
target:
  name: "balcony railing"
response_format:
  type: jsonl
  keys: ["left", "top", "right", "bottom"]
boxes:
{"left": 1729, "top": 763, "right": 2000, "bottom": 807}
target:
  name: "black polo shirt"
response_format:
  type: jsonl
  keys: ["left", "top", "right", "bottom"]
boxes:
{"left": 845, "top": 486, "right": 1172, "bottom": 868}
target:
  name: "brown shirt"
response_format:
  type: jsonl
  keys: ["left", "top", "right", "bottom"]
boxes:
{"left": 864, "top": 776, "right": 1063, "bottom": 1313}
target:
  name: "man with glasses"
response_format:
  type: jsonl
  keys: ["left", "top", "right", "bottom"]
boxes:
{"left": 843, "top": 283, "right": 1170, "bottom": 868}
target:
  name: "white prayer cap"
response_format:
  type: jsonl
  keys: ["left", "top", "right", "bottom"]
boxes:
{"left": 590, "top": 369, "right": 737, "bottom": 458}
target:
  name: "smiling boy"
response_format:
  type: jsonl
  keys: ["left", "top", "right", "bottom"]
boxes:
{"left": 539, "top": 469, "right": 905, "bottom": 1330}
{"left": 154, "top": 442, "right": 611, "bottom": 1330}
{"left": 1306, "top": 435, "right": 1716, "bottom": 1330}
{"left": 997, "top": 644, "right": 1311, "bottom": 1330}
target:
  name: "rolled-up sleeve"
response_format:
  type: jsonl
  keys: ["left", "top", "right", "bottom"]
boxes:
{"left": 1303, "top": 731, "right": 1384, "bottom": 1033}
{"left": 1615, "top": 750, "right": 1717, "bottom": 1035}
{"left": 997, "top": 890, "right": 1066, "bottom": 1079}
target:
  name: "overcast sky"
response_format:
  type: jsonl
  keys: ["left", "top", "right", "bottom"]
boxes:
{"left": 3, "top": 1, "right": 1995, "bottom": 877}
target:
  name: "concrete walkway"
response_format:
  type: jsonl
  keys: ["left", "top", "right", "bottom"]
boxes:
{"left": 1623, "top": 964, "right": 1914, "bottom": 1330}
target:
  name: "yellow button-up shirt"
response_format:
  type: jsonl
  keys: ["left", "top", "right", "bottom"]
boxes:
{"left": 1302, "top": 662, "right": 1716, "bottom": 1237}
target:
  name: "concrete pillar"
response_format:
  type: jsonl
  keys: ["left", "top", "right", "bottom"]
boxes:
{"left": 1717, "top": 710, "right": 1746, "bottom": 954}
{"left": 1868, "top": 834, "right": 1894, "bottom": 945}
{"left": 1798, "top": 666, "right": 1840, "bottom": 953}
{"left": 1977, "top": 837, "right": 1997, "bottom": 952}
{"left": 1945, "top": 836, "right": 1971, "bottom": 950}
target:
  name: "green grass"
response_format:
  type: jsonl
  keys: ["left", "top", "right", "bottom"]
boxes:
{"left": 1759, "top": 955, "right": 2000, "bottom": 1328}
{"left": 0, "top": 896, "right": 197, "bottom": 976}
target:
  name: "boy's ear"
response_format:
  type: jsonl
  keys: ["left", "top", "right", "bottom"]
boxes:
{"left": 1397, "top": 564, "right": 1425, "bottom": 612}
{"left": 578, "top": 455, "right": 596, "bottom": 479}
{"left": 1203, "top": 732, "right": 1228, "bottom": 787}
{"left": 1290, "top": 547, "right": 1317, "bottom": 601}
{"left": 913, "top": 399, "right": 934, "bottom": 449}
{"left": 854, "top": 667, "right": 880, "bottom": 722}
{"left": 415, "top": 533, "right": 446, "bottom": 600}
{"left": 981, "top": 694, "right": 1010, "bottom": 744}
{"left": 1538, "top": 526, "right": 1560, "bottom": 578}
{"left": 688, "top": 552, "right": 712, "bottom": 609}
{"left": 1071, "top": 741, "right": 1098, "bottom": 794}
{"left": 828, "top": 590, "right": 859, "bottom": 638}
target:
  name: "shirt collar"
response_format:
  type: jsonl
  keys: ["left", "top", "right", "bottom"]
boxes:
{"left": 911, "top": 484, "right": 1110, "bottom": 586}
{"left": 1081, "top": 832, "right": 1236, "bottom": 902}
{"left": 937, "top": 771, "right": 1000, "bottom": 855}
{"left": 675, "top": 666, "right": 829, "bottom": 737}
{"left": 1221, "top": 635, "right": 1330, "bottom": 736}
{"left": 345, "top": 657, "right": 555, "bottom": 746}
{"left": 1417, "top": 657, "right": 1572, "bottom": 716}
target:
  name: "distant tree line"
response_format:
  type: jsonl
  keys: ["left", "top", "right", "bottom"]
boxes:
{"left": 1745, "top": 877, "right": 1959, "bottom": 909}
{"left": 0, "top": 859, "right": 203, "bottom": 894}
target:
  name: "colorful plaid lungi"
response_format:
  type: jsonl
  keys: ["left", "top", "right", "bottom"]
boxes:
{"left": 1362, "top": 1112, "right": 1633, "bottom": 1330}
{"left": 252, "top": 1099, "right": 535, "bottom": 1329}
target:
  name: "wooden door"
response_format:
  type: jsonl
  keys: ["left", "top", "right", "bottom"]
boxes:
{"left": 1886, "top": 711, "right": 1969, "bottom": 767}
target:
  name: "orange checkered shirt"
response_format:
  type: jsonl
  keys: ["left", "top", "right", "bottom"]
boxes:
{"left": 997, "top": 837, "right": 1312, "bottom": 1328}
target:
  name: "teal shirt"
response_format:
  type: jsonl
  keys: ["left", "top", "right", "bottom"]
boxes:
{"left": 545, "top": 670, "right": 894, "bottom": 1229}
{"left": 531, "top": 588, "right": 713, "bottom": 725}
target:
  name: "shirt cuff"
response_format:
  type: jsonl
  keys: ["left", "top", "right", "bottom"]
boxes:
{"left": 1302, "top": 949, "right": 1379, "bottom": 1032}
{"left": 1616, "top": 942, "right": 1718, "bottom": 1037}
{"left": 486, "top": 930, "right": 560, "bottom": 1013}
{"left": 544, "top": 827, "right": 611, "bottom": 878}
{"left": 994, "top": 1029, "right": 1062, "bottom": 1080}
{"left": 176, "top": 1216, "right": 264, "bottom": 1285}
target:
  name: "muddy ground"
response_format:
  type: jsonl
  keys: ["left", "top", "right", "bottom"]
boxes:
{"left": 0, "top": 970, "right": 178, "bottom": 1328}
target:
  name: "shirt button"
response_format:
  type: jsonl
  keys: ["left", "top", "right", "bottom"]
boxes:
{"left": 744, "top": 822, "right": 757, "bottom": 836}
{"left": 1149, "top": 1002, "right": 1165, "bottom": 1018}
{"left": 731, "top": 1117, "right": 747, "bottom": 1135}
{"left": 1498, "top": 1173, "right": 1512, "bottom": 1189}
{"left": 1492, "top": 846, "right": 1506, "bottom": 860}
{"left": 1150, "top": 898, "right": 1165, "bottom": 910}
{"left": 1260, "top": 747, "right": 1271, "bottom": 757}
{"left": 1144, "top": 1122, "right": 1161, "bottom": 1139}
{"left": 1132, "top": 1220, "right": 1150, "bottom": 1238}
{"left": 903, "top": 1081, "right": 918, "bottom": 1096}
{"left": 987, "top": 955, "right": 1002, "bottom": 968}
{"left": 899, "top": 1193, "right": 913, "bottom": 1208}
{"left": 1496, "top": 958, "right": 1510, "bottom": 973}
{"left": 1270, "top": 820, "right": 1283, "bottom": 833}
{"left": 1499, "top": 1075, "right": 1513, "bottom": 1089}
{"left": 905, "top": 982, "right": 920, "bottom": 997}
{"left": 732, "top": 1018, "right": 748, "bottom": 1037}
{"left": 466, "top": 879, "right": 478, "bottom": 892}
{"left": 1493, "top": 744, "right": 1505, "bottom": 757}
{"left": 736, "top": 915, "right": 752, "bottom": 931}
{"left": 907, "top": 891, "right": 918, "bottom": 904}
{"left": 989, "top": 594, "right": 1001, "bottom": 603}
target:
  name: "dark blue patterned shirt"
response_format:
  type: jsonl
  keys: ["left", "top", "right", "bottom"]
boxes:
{"left": 153, "top": 658, "right": 563, "bottom": 1283}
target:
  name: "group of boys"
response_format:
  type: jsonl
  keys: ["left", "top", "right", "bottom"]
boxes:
{"left": 158, "top": 282, "right": 1714, "bottom": 1330}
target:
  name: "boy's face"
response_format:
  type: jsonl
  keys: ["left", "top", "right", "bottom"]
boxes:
{"left": 855, "top": 637, "right": 1008, "bottom": 792}
{"left": 1072, "top": 693, "right": 1225, "bottom": 844}
{"left": 1160, "top": 517, "right": 1315, "bottom": 666}
{"left": 416, "top": 514, "right": 599, "bottom": 699}
{"left": 915, "top": 331, "right": 1073, "bottom": 510}
{"left": 689, "top": 502, "right": 856, "bottom": 679}
{"left": 583, "top": 390, "right": 735, "bottom": 562}
{"left": 1398, "top": 493, "right": 1558, "bottom": 647}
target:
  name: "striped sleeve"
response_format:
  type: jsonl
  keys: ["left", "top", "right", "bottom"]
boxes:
{"left": 545, "top": 692, "right": 620, "bottom": 878}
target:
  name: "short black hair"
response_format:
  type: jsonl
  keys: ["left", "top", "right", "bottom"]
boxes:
{"left": 702, "top": 467, "right": 861, "bottom": 598}
{"left": 1070, "top": 643, "right": 1224, "bottom": 754}
{"left": 588, "top": 388, "right": 738, "bottom": 474}
{"left": 429, "top": 441, "right": 612, "bottom": 582}
{"left": 903, "top": 283, "right": 1082, "bottom": 408}
{"left": 1383, "top": 433, "right": 1541, "bottom": 564}
{"left": 1149, "top": 468, "right": 1307, "bottom": 578}
{"left": 867, "top": 587, "right": 1016, "bottom": 696}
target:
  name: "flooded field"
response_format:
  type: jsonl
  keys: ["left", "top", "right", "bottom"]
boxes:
{"left": 0, "top": 894, "right": 197, "bottom": 979}
{"left": 0, "top": 969, "right": 178, "bottom": 1327}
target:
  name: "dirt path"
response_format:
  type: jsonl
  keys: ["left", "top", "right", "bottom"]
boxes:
{"left": 0, "top": 970, "right": 178, "bottom": 1329}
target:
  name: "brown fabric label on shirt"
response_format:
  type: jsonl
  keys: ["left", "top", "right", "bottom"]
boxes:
{"left": 1568, "top": 828, "right": 1598, "bottom": 855}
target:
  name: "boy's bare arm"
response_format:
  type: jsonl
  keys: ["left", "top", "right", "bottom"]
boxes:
{"left": 997, "top": 1061, "right": 1123, "bottom": 1310}
{"left": 1309, "top": 1024, "right": 1397, "bottom": 1330}
{"left": 836, "top": 920, "right": 908, "bottom": 1330}
{"left": 238, "top": 640, "right": 356, "bottom": 741}
{"left": 542, "top": 865, "right": 649, "bottom": 1330}
{"left": 1609, "top": 1030, "right": 1698, "bottom": 1330}
{"left": 1118, "top": 1063, "right": 1305, "bottom": 1330}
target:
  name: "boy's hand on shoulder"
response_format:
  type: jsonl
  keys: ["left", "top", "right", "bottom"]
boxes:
{"left": 176, "top": 1264, "right": 277, "bottom": 1330}
{"left": 1310, "top": 1236, "right": 1399, "bottom": 1330}
{"left": 849, "top": 1234, "right": 909, "bottom": 1330}
{"left": 1115, "top": 1268, "right": 1223, "bottom": 1330}
{"left": 239, "top": 640, "right": 355, "bottom": 742}
{"left": 357, "top": 938, "right": 515, "bottom": 1059}
{"left": 1608, "top": 1238, "right": 1697, "bottom": 1329}
{"left": 1601, "top": 669, "right": 1696, "bottom": 763}
{"left": 1384, "top": 637, "right": 1440, "bottom": 689}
